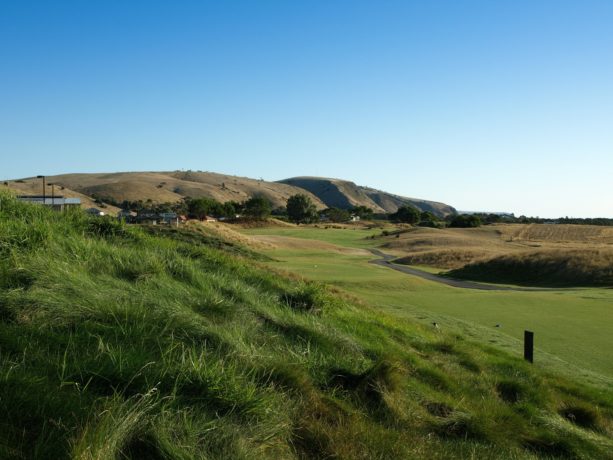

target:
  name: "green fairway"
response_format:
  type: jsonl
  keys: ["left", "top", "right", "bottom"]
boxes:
{"left": 244, "top": 226, "right": 613, "bottom": 385}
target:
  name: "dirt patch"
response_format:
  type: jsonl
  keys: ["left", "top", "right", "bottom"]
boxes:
{"left": 251, "top": 235, "right": 369, "bottom": 255}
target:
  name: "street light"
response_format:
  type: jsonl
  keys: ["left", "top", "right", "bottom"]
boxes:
{"left": 48, "top": 183, "right": 56, "bottom": 207}
{"left": 36, "top": 175, "right": 46, "bottom": 203}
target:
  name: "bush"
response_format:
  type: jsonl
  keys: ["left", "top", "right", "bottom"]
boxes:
{"left": 389, "top": 205, "right": 420, "bottom": 224}
{"left": 448, "top": 214, "right": 482, "bottom": 228}
{"left": 286, "top": 194, "right": 318, "bottom": 224}
{"left": 244, "top": 196, "right": 272, "bottom": 220}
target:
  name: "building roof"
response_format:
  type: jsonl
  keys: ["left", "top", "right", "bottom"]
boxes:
{"left": 17, "top": 196, "right": 81, "bottom": 205}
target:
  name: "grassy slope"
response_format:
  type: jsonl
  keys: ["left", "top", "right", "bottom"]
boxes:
{"left": 1, "top": 197, "right": 613, "bottom": 459}
{"left": 448, "top": 249, "right": 613, "bottom": 287}
{"left": 244, "top": 226, "right": 613, "bottom": 383}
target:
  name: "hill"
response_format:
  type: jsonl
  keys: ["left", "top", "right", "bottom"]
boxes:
{"left": 1, "top": 193, "right": 612, "bottom": 459}
{"left": 15, "top": 171, "right": 328, "bottom": 211}
{"left": 278, "top": 176, "right": 456, "bottom": 217}
{"left": 4, "top": 172, "right": 456, "bottom": 218}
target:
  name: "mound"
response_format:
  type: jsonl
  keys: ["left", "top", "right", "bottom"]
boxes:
{"left": 449, "top": 249, "right": 613, "bottom": 287}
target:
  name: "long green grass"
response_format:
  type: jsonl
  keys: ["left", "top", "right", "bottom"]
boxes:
{"left": 1, "top": 194, "right": 613, "bottom": 459}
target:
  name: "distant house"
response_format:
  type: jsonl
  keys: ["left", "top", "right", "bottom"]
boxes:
{"left": 85, "top": 207, "right": 105, "bottom": 217}
{"left": 159, "top": 212, "right": 178, "bottom": 224}
{"left": 117, "top": 209, "right": 137, "bottom": 223}
{"left": 350, "top": 215, "right": 360, "bottom": 222}
{"left": 17, "top": 195, "right": 81, "bottom": 211}
{"left": 118, "top": 209, "right": 136, "bottom": 218}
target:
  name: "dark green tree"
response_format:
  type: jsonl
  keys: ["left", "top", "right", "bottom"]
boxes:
{"left": 390, "top": 205, "right": 420, "bottom": 224}
{"left": 286, "top": 194, "right": 318, "bottom": 224}
{"left": 448, "top": 214, "right": 482, "bottom": 228}
{"left": 321, "top": 207, "right": 350, "bottom": 223}
{"left": 244, "top": 196, "right": 272, "bottom": 220}
{"left": 187, "top": 197, "right": 223, "bottom": 219}
{"left": 350, "top": 205, "right": 374, "bottom": 220}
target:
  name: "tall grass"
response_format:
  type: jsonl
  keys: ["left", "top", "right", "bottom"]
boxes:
{"left": 449, "top": 249, "right": 613, "bottom": 287}
{"left": 1, "top": 192, "right": 612, "bottom": 459}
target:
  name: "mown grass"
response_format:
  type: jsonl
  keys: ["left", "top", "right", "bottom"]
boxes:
{"left": 243, "top": 226, "right": 613, "bottom": 381}
{"left": 1, "top": 193, "right": 613, "bottom": 459}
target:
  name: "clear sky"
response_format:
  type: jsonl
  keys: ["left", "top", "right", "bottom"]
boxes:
{"left": 1, "top": 1, "right": 612, "bottom": 217}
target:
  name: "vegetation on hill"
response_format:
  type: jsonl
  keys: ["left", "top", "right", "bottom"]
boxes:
{"left": 1, "top": 193, "right": 612, "bottom": 459}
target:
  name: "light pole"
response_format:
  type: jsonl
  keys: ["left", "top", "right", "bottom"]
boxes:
{"left": 37, "top": 175, "right": 46, "bottom": 203}
{"left": 48, "top": 183, "right": 56, "bottom": 207}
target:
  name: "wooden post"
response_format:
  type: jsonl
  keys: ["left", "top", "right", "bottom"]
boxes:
{"left": 524, "top": 330, "right": 534, "bottom": 363}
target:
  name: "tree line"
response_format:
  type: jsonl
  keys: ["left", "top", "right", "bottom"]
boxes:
{"left": 101, "top": 193, "right": 613, "bottom": 227}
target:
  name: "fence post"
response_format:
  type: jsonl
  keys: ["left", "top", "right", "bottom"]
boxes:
{"left": 524, "top": 330, "right": 534, "bottom": 363}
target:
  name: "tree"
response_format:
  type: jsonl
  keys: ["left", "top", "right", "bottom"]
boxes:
{"left": 187, "top": 197, "right": 223, "bottom": 219}
{"left": 321, "top": 207, "right": 350, "bottom": 223}
{"left": 448, "top": 214, "right": 482, "bottom": 228}
{"left": 244, "top": 196, "right": 272, "bottom": 220}
{"left": 286, "top": 194, "right": 318, "bottom": 224}
{"left": 390, "top": 205, "right": 420, "bottom": 224}
{"left": 350, "top": 205, "right": 374, "bottom": 220}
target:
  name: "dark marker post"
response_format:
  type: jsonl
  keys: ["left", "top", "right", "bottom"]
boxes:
{"left": 524, "top": 330, "right": 534, "bottom": 363}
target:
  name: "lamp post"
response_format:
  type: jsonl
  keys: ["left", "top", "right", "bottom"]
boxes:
{"left": 37, "top": 175, "right": 46, "bottom": 203}
{"left": 48, "top": 183, "right": 56, "bottom": 207}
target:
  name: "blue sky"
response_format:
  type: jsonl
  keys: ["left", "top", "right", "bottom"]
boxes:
{"left": 1, "top": 1, "right": 612, "bottom": 217}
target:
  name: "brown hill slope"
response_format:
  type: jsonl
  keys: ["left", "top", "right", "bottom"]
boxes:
{"left": 278, "top": 176, "right": 455, "bottom": 216}
{"left": 30, "top": 171, "right": 327, "bottom": 210}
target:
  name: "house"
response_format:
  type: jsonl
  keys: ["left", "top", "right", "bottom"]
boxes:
{"left": 118, "top": 209, "right": 137, "bottom": 218}
{"left": 17, "top": 195, "right": 81, "bottom": 211}
{"left": 159, "top": 212, "right": 178, "bottom": 224}
{"left": 117, "top": 209, "right": 137, "bottom": 223}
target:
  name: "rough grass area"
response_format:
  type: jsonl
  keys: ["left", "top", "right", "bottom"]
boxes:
{"left": 449, "top": 249, "right": 613, "bottom": 287}
{"left": 1, "top": 193, "right": 613, "bottom": 459}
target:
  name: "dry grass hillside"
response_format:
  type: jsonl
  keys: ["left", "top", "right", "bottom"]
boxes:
{"left": 31, "top": 171, "right": 327, "bottom": 210}
{"left": 279, "top": 176, "right": 455, "bottom": 216}
{"left": 383, "top": 223, "right": 613, "bottom": 286}
{"left": 382, "top": 224, "right": 613, "bottom": 269}
{"left": 2, "top": 179, "right": 121, "bottom": 214}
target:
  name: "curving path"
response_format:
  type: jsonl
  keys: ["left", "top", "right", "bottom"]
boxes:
{"left": 368, "top": 249, "right": 553, "bottom": 292}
